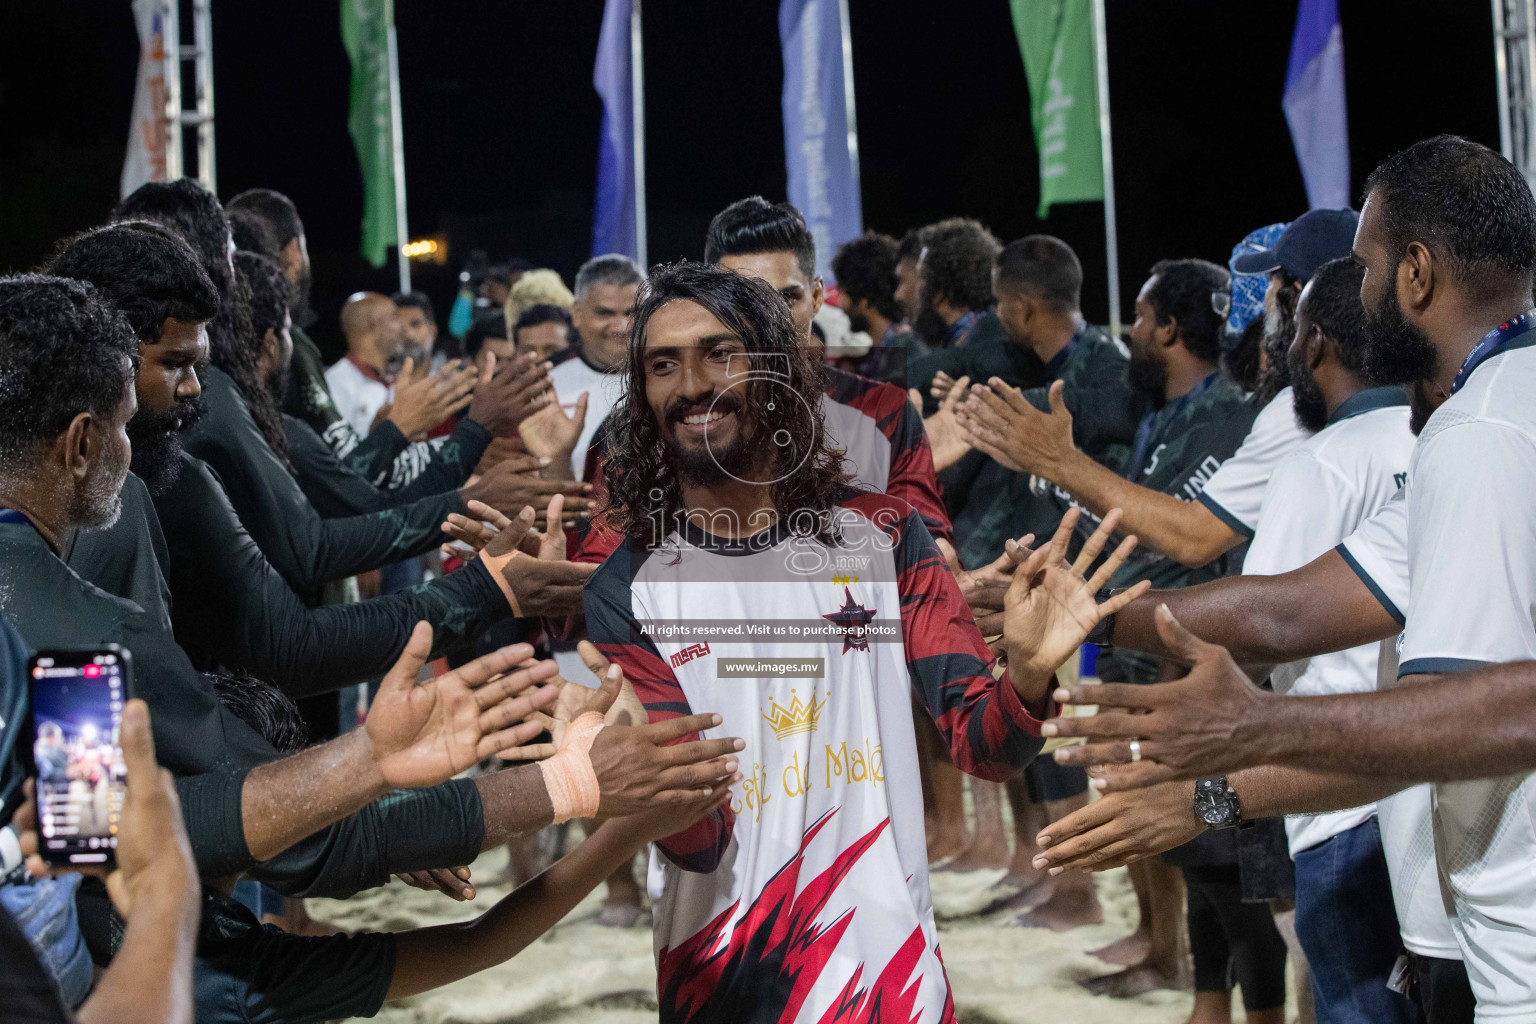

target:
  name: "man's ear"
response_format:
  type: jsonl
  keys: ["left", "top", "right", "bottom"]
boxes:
{"left": 811, "top": 275, "right": 825, "bottom": 317}
{"left": 1402, "top": 240, "right": 1436, "bottom": 313}
{"left": 60, "top": 411, "right": 96, "bottom": 486}
{"left": 1308, "top": 325, "right": 1330, "bottom": 372}
{"left": 1155, "top": 315, "right": 1180, "bottom": 352}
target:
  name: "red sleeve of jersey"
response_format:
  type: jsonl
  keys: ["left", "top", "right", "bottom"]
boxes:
{"left": 862, "top": 494, "right": 1042, "bottom": 780}
{"left": 858, "top": 380, "right": 954, "bottom": 544}
{"left": 584, "top": 556, "right": 734, "bottom": 872}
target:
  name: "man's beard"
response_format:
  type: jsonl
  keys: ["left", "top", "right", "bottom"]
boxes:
{"left": 127, "top": 395, "right": 206, "bottom": 496}
{"left": 912, "top": 289, "right": 951, "bottom": 348}
{"left": 845, "top": 306, "right": 871, "bottom": 335}
{"left": 1363, "top": 280, "right": 1438, "bottom": 385}
{"left": 1254, "top": 302, "right": 1296, "bottom": 403}
{"left": 663, "top": 392, "right": 756, "bottom": 487}
{"left": 1125, "top": 340, "right": 1167, "bottom": 405}
{"left": 292, "top": 267, "right": 317, "bottom": 329}
{"left": 1407, "top": 379, "right": 1445, "bottom": 435}
{"left": 72, "top": 441, "right": 130, "bottom": 531}
{"left": 1286, "top": 345, "right": 1328, "bottom": 433}
{"left": 264, "top": 364, "right": 291, "bottom": 407}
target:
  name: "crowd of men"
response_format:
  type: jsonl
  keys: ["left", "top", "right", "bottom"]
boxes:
{"left": 0, "top": 131, "right": 1531, "bottom": 1024}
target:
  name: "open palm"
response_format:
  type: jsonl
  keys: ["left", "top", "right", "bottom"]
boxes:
{"left": 366, "top": 622, "right": 561, "bottom": 789}
{"left": 499, "top": 640, "right": 647, "bottom": 760}
{"left": 1004, "top": 507, "right": 1150, "bottom": 685}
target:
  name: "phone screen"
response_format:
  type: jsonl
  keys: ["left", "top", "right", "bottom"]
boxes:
{"left": 29, "top": 648, "right": 129, "bottom": 866}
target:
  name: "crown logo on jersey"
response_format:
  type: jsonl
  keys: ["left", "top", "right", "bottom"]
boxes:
{"left": 762, "top": 689, "right": 826, "bottom": 740}
{"left": 830, "top": 574, "right": 861, "bottom": 585}
{"left": 823, "top": 587, "right": 877, "bottom": 653}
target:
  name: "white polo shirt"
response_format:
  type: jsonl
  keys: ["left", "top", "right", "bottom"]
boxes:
{"left": 324, "top": 356, "right": 392, "bottom": 439}
{"left": 548, "top": 350, "right": 624, "bottom": 481}
{"left": 1398, "top": 338, "right": 1536, "bottom": 1020}
{"left": 1243, "top": 388, "right": 1415, "bottom": 855}
{"left": 1336, "top": 488, "right": 1460, "bottom": 962}
{"left": 1196, "top": 386, "right": 1311, "bottom": 538}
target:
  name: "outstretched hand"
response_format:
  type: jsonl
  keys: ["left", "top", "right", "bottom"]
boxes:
{"left": 364, "top": 622, "right": 562, "bottom": 789}
{"left": 1031, "top": 774, "right": 1201, "bottom": 875}
{"left": 1001, "top": 507, "right": 1150, "bottom": 705}
{"left": 957, "top": 378, "right": 1077, "bottom": 478}
{"left": 955, "top": 533, "right": 1035, "bottom": 635}
{"left": 519, "top": 389, "right": 589, "bottom": 465}
{"left": 1041, "top": 605, "right": 1278, "bottom": 790}
{"left": 912, "top": 373, "right": 974, "bottom": 472}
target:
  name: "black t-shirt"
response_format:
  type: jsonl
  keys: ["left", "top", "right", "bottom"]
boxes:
{"left": 194, "top": 892, "right": 395, "bottom": 1024}
{"left": 0, "top": 902, "right": 74, "bottom": 1024}
{"left": 184, "top": 366, "right": 465, "bottom": 591}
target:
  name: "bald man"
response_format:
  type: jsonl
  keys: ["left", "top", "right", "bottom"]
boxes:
{"left": 326, "top": 292, "right": 406, "bottom": 438}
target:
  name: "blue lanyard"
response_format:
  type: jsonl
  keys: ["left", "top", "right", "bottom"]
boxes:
{"left": 1452, "top": 309, "right": 1536, "bottom": 394}
{"left": 0, "top": 509, "right": 30, "bottom": 527}
{"left": 1123, "top": 373, "right": 1217, "bottom": 481}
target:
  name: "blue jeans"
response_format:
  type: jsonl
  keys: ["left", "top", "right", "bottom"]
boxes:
{"left": 1293, "top": 816, "right": 1416, "bottom": 1024}
{"left": 0, "top": 876, "right": 92, "bottom": 1007}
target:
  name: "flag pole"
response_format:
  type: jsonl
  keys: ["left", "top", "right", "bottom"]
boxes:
{"left": 837, "top": 0, "right": 862, "bottom": 200}
{"left": 1091, "top": 0, "right": 1120, "bottom": 336}
{"left": 630, "top": 0, "right": 648, "bottom": 268}
{"left": 385, "top": 2, "right": 410, "bottom": 293}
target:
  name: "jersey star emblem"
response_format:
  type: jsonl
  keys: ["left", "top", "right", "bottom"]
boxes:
{"left": 823, "top": 586, "right": 876, "bottom": 653}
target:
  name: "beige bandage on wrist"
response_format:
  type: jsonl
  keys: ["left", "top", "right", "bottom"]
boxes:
{"left": 481, "top": 548, "right": 524, "bottom": 617}
{"left": 539, "top": 711, "right": 604, "bottom": 822}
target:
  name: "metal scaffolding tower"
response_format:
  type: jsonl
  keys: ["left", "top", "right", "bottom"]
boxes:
{"left": 160, "top": 0, "right": 217, "bottom": 191}
{"left": 1494, "top": 0, "right": 1536, "bottom": 188}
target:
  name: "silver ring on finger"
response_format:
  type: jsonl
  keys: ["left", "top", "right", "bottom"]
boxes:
{"left": 1129, "top": 739, "right": 1142, "bottom": 763}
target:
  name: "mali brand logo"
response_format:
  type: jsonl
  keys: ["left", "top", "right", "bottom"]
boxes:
{"left": 823, "top": 586, "right": 876, "bottom": 653}
{"left": 762, "top": 689, "right": 826, "bottom": 740}
{"left": 669, "top": 642, "right": 711, "bottom": 669}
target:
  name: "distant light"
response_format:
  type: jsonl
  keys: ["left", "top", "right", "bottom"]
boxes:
{"left": 402, "top": 239, "right": 439, "bottom": 259}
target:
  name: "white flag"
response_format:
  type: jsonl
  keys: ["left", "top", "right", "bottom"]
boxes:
{"left": 121, "top": 0, "right": 171, "bottom": 198}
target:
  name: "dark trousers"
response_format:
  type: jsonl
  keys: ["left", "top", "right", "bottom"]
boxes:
{"left": 1294, "top": 817, "right": 1416, "bottom": 1024}
{"left": 1184, "top": 863, "right": 1289, "bottom": 1012}
{"left": 1409, "top": 954, "right": 1476, "bottom": 1024}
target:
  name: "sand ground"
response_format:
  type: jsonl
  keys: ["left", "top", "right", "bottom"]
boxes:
{"left": 310, "top": 843, "right": 1295, "bottom": 1024}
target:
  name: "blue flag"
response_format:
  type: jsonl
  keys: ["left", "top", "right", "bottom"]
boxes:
{"left": 1283, "top": 0, "right": 1350, "bottom": 210}
{"left": 779, "top": 0, "right": 863, "bottom": 283}
{"left": 592, "top": 0, "right": 638, "bottom": 259}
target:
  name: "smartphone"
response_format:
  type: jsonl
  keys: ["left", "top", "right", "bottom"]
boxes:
{"left": 27, "top": 646, "right": 131, "bottom": 867}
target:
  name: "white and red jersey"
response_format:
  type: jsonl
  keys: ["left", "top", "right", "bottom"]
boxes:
{"left": 583, "top": 490, "right": 1043, "bottom": 1024}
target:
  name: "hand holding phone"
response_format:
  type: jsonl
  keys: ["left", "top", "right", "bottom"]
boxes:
{"left": 28, "top": 647, "right": 130, "bottom": 868}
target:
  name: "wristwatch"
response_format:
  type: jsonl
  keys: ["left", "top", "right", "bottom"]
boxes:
{"left": 1192, "top": 776, "right": 1244, "bottom": 830}
{"left": 1086, "top": 587, "right": 1123, "bottom": 646}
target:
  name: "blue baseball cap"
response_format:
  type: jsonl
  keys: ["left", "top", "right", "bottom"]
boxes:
{"left": 1232, "top": 208, "right": 1360, "bottom": 282}
{"left": 1224, "top": 222, "right": 1289, "bottom": 345}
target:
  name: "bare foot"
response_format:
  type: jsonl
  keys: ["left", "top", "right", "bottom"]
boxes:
{"left": 1015, "top": 884, "right": 1102, "bottom": 932}
{"left": 1089, "top": 930, "right": 1152, "bottom": 966}
{"left": 597, "top": 901, "right": 648, "bottom": 928}
{"left": 926, "top": 823, "right": 971, "bottom": 865}
{"left": 976, "top": 875, "right": 1053, "bottom": 915}
{"left": 938, "top": 835, "right": 1011, "bottom": 873}
{"left": 1079, "top": 962, "right": 1189, "bottom": 998}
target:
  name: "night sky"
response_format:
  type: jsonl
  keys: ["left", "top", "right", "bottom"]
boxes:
{"left": 1, "top": 1, "right": 1498, "bottom": 359}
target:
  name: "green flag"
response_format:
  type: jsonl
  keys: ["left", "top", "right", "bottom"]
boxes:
{"left": 1010, "top": 0, "right": 1104, "bottom": 217}
{"left": 341, "top": 0, "right": 396, "bottom": 267}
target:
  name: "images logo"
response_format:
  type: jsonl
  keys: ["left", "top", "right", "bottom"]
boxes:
{"left": 762, "top": 689, "right": 826, "bottom": 740}
{"left": 670, "top": 642, "right": 711, "bottom": 669}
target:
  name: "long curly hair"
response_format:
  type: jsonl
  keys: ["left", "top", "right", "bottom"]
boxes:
{"left": 601, "top": 261, "right": 850, "bottom": 552}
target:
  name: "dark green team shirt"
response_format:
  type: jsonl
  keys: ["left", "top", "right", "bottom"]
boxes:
{"left": 1055, "top": 375, "right": 1260, "bottom": 682}
{"left": 0, "top": 523, "right": 485, "bottom": 894}
{"left": 284, "top": 413, "right": 491, "bottom": 518}
{"left": 907, "top": 311, "right": 1047, "bottom": 412}
{"left": 946, "top": 325, "right": 1146, "bottom": 569}
{"left": 154, "top": 452, "right": 510, "bottom": 693}
{"left": 185, "top": 366, "right": 465, "bottom": 589}
{"left": 194, "top": 892, "right": 395, "bottom": 1024}
{"left": 286, "top": 324, "right": 406, "bottom": 484}
{"left": 60, "top": 473, "right": 173, "bottom": 631}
